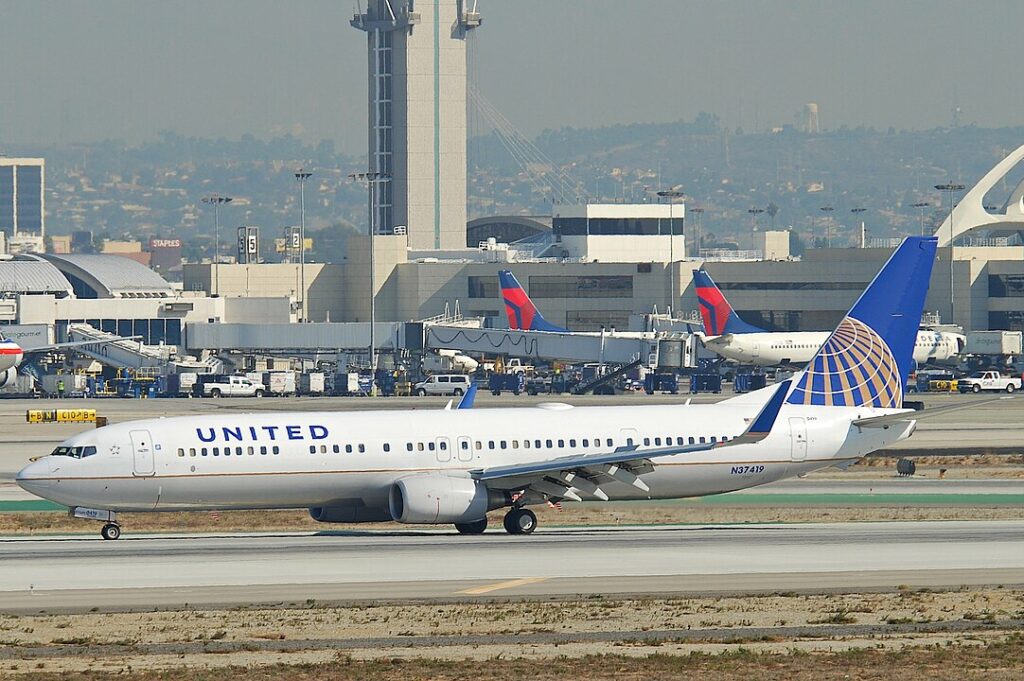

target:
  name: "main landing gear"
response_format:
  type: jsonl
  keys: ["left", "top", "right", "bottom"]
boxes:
{"left": 502, "top": 508, "right": 537, "bottom": 535}
{"left": 453, "top": 508, "right": 539, "bottom": 535}
{"left": 100, "top": 523, "right": 121, "bottom": 540}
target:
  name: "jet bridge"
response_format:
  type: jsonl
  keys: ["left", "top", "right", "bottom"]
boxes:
{"left": 423, "top": 324, "right": 697, "bottom": 368}
{"left": 66, "top": 323, "right": 175, "bottom": 372}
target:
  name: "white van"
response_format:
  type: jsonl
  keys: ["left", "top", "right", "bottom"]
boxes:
{"left": 413, "top": 374, "right": 472, "bottom": 396}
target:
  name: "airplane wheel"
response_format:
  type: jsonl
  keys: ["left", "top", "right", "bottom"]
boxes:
{"left": 454, "top": 518, "right": 487, "bottom": 535}
{"left": 503, "top": 508, "right": 537, "bottom": 535}
{"left": 101, "top": 523, "right": 121, "bottom": 540}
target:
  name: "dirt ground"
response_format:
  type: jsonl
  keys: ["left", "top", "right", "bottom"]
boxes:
{"left": 1, "top": 590, "right": 1022, "bottom": 678}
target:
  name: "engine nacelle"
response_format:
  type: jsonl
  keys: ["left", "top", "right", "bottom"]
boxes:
{"left": 308, "top": 504, "right": 391, "bottom": 523}
{"left": 389, "top": 474, "right": 507, "bottom": 524}
{"left": 0, "top": 367, "right": 16, "bottom": 388}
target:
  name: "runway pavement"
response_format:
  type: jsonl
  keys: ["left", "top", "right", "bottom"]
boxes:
{"left": 1, "top": 520, "right": 1022, "bottom": 613}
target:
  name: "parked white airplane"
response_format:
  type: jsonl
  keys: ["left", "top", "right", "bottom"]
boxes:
{"left": 18, "top": 237, "right": 941, "bottom": 539}
{"left": 693, "top": 269, "right": 965, "bottom": 367}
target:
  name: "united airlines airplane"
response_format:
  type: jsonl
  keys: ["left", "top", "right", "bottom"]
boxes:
{"left": 693, "top": 269, "right": 965, "bottom": 367}
{"left": 19, "top": 237, "right": 939, "bottom": 540}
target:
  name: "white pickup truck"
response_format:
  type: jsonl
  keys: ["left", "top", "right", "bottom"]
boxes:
{"left": 957, "top": 370, "right": 1022, "bottom": 394}
{"left": 202, "top": 375, "right": 265, "bottom": 398}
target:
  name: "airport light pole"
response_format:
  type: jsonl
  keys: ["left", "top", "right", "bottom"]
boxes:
{"left": 294, "top": 169, "right": 313, "bottom": 322}
{"left": 911, "top": 201, "right": 931, "bottom": 236}
{"left": 851, "top": 207, "right": 867, "bottom": 247}
{"left": 201, "top": 195, "right": 232, "bottom": 296}
{"left": 935, "top": 182, "right": 965, "bottom": 324}
{"left": 349, "top": 171, "right": 391, "bottom": 393}
{"left": 819, "top": 206, "right": 835, "bottom": 247}
{"left": 657, "top": 189, "right": 684, "bottom": 314}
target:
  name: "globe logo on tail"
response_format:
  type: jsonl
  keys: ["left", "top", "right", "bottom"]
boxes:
{"left": 788, "top": 317, "right": 903, "bottom": 409}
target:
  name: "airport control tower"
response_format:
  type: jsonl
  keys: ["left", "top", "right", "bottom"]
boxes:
{"left": 352, "top": 1, "right": 481, "bottom": 251}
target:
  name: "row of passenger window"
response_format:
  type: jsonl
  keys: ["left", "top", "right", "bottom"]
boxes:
{"left": 308, "top": 444, "right": 367, "bottom": 454}
{"left": 176, "top": 434, "right": 732, "bottom": 460}
{"left": 177, "top": 446, "right": 281, "bottom": 457}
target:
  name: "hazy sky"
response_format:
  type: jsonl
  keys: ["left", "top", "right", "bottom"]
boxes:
{"left": 2, "top": 1, "right": 1023, "bottom": 153}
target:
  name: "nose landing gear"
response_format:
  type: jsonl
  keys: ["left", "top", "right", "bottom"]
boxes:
{"left": 100, "top": 523, "right": 121, "bottom": 540}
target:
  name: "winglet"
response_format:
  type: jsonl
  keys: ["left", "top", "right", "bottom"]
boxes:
{"left": 728, "top": 379, "right": 791, "bottom": 445}
{"left": 456, "top": 384, "right": 477, "bottom": 410}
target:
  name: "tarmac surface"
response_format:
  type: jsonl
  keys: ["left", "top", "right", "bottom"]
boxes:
{"left": 1, "top": 520, "right": 1022, "bottom": 613}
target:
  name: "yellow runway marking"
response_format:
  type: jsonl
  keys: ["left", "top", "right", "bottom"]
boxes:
{"left": 457, "top": 577, "right": 550, "bottom": 595}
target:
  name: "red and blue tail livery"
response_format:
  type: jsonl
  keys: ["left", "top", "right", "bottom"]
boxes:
{"left": 786, "top": 236, "right": 937, "bottom": 409}
{"left": 499, "top": 271, "right": 568, "bottom": 333}
{"left": 692, "top": 269, "right": 765, "bottom": 336}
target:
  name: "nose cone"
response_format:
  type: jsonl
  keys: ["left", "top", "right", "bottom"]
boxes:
{"left": 16, "top": 458, "right": 55, "bottom": 497}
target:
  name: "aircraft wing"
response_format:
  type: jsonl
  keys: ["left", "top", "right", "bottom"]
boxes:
{"left": 24, "top": 336, "right": 145, "bottom": 356}
{"left": 852, "top": 395, "right": 1013, "bottom": 428}
{"left": 472, "top": 380, "right": 791, "bottom": 502}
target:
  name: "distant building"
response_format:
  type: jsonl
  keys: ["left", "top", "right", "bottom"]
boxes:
{"left": 0, "top": 157, "right": 45, "bottom": 239}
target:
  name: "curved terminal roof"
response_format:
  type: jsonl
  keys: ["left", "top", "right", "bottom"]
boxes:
{"left": 0, "top": 255, "right": 75, "bottom": 297}
{"left": 40, "top": 254, "right": 174, "bottom": 299}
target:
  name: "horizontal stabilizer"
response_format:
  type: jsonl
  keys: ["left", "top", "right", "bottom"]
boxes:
{"left": 852, "top": 395, "right": 1013, "bottom": 428}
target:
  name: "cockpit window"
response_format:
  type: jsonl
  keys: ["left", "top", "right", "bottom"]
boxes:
{"left": 50, "top": 446, "right": 97, "bottom": 459}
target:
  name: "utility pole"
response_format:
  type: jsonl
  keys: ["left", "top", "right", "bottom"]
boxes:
{"left": 294, "top": 169, "right": 313, "bottom": 322}
{"left": 201, "top": 194, "right": 232, "bottom": 296}
{"left": 657, "top": 188, "right": 684, "bottom": 314}
{"left": 851, "top": 207, "right": 867, "bottom": 247}
{"left": 819, "top": 205, "right": 835, "bottom": 247}
{"left": 911, "top": 201, "right": 931, "bottom": 236}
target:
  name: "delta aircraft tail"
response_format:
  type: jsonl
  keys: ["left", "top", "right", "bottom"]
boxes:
{"left": 499, "top": 270, "right": 569, "bottom": 333}
{"left": 786, "top": 236, "right": 937, "bottom": 409}
{"left": 693, "top": 269, "right": 765, "bottom": 336}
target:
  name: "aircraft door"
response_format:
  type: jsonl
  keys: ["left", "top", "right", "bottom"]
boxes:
{"left": 130, "top": 429, "right": 155, "bottom": 477}
{"left": 751, "top": 342, "right": 760, "bottom": 359}
{"left": 788, "top": 418, "right": 807, "bottom": 462}
{"left": 435, "top": 437, "right": 452, "bottom": 463}
{"left": 456, "top": 436, "right": 474, "bottom": 463}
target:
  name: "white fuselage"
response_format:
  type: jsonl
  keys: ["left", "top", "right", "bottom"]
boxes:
{"left": 704, "top": 330, "right": 964, "bottom": 367}
{"left": 16, "top": 401, "right": 914, "bottom": 519}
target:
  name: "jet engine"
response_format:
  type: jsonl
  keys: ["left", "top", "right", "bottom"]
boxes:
{"left": 0, "top": 367, "right": 17, "bottom": 388}
{"left": 389, "top": 474, "right": 508, "bottom": 524}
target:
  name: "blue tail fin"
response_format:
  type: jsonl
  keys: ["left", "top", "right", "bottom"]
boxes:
{"left": 499, "top": 270, "right": 569, "bottom": 333}
{"left": 786, "top": 236, "right": 938, "bottom": 408}
{"left": 692, "top": 269, "right": 766, "bottom": 335}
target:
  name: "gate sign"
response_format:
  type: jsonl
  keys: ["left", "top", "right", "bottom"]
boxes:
{"left": 237, "top": 226, "right": 260, "bottom": 264}
{"left": 27, "top": 409, "right": 97, "bottom": 424}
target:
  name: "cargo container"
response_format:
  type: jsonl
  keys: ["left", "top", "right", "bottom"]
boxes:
{"left": 263, "top": 371, "right": 297, "bottom": 396}
{"left": 164, "top": 372, "right": 198, "bottom": 397}
{"left": 299, "top": 372, "right": 325, "bottom": 395}
{"left": 966, "top": 330, "right": 1023, "bottom": 356}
